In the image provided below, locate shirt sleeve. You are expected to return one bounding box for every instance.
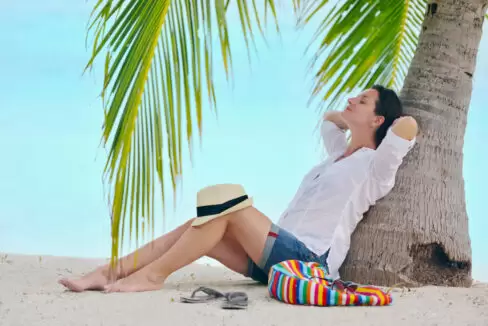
[321,120,348,156]
[370,127,416,185]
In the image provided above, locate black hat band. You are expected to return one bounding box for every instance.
[197,195,249,217]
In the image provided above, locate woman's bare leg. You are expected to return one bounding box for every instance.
[59,218,196,292]
[207,231,249,275]
[59,218,250,292]
[104,207,271,293]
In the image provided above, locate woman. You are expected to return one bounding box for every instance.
[59,85,417,293]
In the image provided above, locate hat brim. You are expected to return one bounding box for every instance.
[191,197,254,227]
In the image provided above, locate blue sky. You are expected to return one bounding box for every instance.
[0,1,487,282]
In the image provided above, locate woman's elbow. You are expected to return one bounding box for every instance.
[392,116,418,140]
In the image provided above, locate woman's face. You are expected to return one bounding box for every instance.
[341,88,384,130]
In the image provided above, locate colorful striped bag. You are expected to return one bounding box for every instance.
[268,260,393,306]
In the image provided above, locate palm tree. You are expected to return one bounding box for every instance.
[306,0,487,287]
[86,0,488,286]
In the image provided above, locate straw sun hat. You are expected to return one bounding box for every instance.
[191,184,254,227]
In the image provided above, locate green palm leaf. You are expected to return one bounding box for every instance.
[296,0,428,111]
[85,0,279,263]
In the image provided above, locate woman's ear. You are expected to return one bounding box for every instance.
[372,115,385,128]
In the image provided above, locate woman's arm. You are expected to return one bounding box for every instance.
[391,116,418,140]
[323,111,349,130]
[370,116,417,185]
[321,111,348,156]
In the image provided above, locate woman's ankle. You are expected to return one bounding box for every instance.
[97,265,117,281]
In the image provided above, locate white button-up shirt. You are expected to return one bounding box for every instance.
[277,120,415,280]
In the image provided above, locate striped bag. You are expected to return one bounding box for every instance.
[268,260,393,306]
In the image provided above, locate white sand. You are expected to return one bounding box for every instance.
[1,253,487,326]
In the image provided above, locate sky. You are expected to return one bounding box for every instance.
[0,1,487,282]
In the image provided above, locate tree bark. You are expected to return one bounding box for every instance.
[340,0,488,287]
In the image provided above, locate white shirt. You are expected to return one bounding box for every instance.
[277,120,415,280]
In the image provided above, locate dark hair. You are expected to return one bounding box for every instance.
[371,84,403,147]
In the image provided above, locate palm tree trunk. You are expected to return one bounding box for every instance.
[340,0,488,287]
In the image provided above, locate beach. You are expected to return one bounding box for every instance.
[1,253,487,326]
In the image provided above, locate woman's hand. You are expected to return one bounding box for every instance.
[323,111,349,130]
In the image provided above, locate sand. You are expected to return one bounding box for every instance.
[0,253,487,326]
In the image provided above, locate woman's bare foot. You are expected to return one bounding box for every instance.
[103,267,165,293]
[59,268,111,292]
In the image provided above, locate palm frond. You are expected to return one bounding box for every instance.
[296,0,428,112]
[86,0,279,263]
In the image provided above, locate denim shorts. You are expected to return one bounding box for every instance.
[247,223,330,284]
